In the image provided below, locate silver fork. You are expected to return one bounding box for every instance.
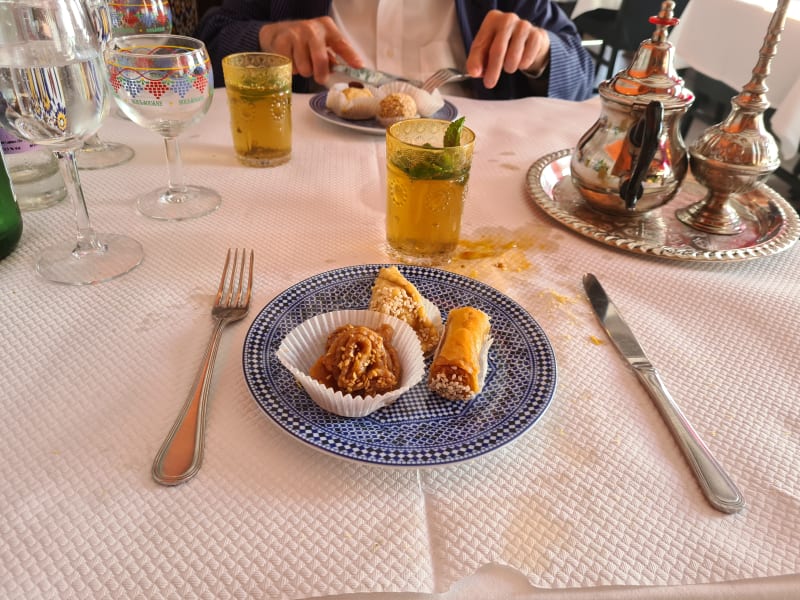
[152,248,254,486]
[420,67,471,93]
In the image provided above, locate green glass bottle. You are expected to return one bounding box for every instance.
[0,150,23,260]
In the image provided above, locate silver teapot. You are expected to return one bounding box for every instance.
[570,1,694,216]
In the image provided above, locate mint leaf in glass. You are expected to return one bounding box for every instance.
[443,117,465,147]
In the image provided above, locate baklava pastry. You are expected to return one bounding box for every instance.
[428,306,492,401]
[369,266,442,353]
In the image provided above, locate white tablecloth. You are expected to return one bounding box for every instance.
[669,0,800,158]
[1,92,799,599]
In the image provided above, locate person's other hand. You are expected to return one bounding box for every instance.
[258,17,363,84]
[466,10,550,88]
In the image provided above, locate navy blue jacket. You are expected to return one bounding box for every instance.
[196,0,595,100]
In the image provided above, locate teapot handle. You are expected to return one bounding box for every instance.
[620,100,664,209]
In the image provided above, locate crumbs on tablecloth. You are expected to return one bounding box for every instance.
[539,289,578,308]
[589,335,605,345]
[536,289,580,325]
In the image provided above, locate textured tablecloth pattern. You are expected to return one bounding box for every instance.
[1,93,798,598]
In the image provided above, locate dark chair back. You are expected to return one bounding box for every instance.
[611,0,689,53]
[575,0,689,81]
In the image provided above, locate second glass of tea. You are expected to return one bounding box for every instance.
[222,52,292,167]
[385,118,475,266]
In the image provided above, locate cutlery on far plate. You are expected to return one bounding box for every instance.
[152,248,254,486]
[420,67,472,92]
[582,273,745,514]
[331,60,420,87]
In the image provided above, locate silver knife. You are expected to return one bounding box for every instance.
[331,63,420,88]
[582,273,745,514]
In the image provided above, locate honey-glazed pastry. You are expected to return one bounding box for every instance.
[278,309,425,417]
[369,266,441,353]
[309,324,401,396]
[428,306,492,401]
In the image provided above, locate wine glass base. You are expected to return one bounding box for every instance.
[137,185,221,221]
[36,234,144,285]
[77,142,135,170]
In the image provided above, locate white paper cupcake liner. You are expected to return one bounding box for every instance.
[325,82,380,120]
[377,81,445,117]
[277,310,425,417]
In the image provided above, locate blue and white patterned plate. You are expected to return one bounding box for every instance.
[242,265,557,467]
[309,92,458,135]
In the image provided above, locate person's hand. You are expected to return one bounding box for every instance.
[465,10,550,89]
[258,17,363,84]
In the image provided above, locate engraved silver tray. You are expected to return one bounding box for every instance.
[526,149,799,262]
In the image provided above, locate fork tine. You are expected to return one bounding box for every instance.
[243,249,253,308]
[226,248,240,306]
[216,248,232,305]
[423,69,450,91]
[233,248,245,306]
[422,67,468,92]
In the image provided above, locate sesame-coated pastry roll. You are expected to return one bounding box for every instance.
[369,266,441,353]
[428,306,491,401]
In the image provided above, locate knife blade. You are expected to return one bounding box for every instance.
[582,273,745,514]
[330,63,420,88]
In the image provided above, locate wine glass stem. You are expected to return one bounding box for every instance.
[54,150,104,253]
[163,137,188,195]
[83,133,104,150]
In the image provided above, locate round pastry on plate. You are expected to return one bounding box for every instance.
[377,92,418,127]
[378,81,446,117]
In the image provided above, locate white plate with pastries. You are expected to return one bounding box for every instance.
[242,264,557,467]
[309,91,459,135]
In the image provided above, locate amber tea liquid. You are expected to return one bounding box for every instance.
[386,161,469,262]
[227,85,291,167]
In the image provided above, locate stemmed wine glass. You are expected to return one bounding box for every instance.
[77,0,173,170]
[105,34,220,220]
[0,0,143,284]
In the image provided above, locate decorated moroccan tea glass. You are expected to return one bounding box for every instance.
[385,119,475,266]
[105,34,220,220]
[222,52,292,167]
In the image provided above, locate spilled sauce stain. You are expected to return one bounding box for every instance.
[438,224,562,294]
[444,231,532,289]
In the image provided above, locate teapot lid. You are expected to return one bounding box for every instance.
[599,0,694,109]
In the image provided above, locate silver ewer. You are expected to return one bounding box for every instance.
[676,0,791,235]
